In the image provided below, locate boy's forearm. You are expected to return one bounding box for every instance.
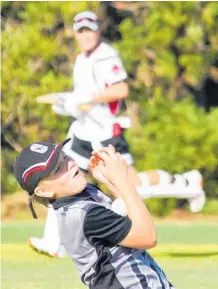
[93,82,128,103]
[105,181,122,199]
[113,179,156,232]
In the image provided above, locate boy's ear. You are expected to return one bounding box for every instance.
[34,187,55,198]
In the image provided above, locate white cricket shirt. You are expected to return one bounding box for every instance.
[71,41,128,142]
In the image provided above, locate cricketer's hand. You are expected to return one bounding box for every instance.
[36,93,60,105]
[79,103,93,112]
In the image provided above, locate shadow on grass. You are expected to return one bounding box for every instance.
[157,252,218,258]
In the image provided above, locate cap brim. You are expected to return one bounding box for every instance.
[73,21,98,31]
[39,138,71,179]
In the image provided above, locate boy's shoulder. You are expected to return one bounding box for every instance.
[91,42,119,62]
[58,183,110,217]
[54,183,113,229]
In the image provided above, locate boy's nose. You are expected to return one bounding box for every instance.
[67,159,76,171]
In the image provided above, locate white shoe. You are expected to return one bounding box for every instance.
[56,245,67,258]
[183,170,206,212]
[28,237,67,258]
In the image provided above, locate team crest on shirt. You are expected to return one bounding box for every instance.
[30,144,48,154]
[112,65,122,74]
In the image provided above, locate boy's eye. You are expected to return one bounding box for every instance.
[54,166,60,174]
[63,155,67,160]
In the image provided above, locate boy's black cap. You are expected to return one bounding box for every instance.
[14,138,71,218]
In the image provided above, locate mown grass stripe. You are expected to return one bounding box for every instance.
[2,244,218,260]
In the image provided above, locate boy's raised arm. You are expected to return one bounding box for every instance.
[90,145,157,250]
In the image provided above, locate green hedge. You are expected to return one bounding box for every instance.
[125,96,218,215]
[2,2,218,215]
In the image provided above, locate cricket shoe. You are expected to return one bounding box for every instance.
[28,237,67,258]
[183,170,206,213]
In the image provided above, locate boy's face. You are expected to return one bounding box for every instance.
[74,28,100,53]
[37,152,87,198]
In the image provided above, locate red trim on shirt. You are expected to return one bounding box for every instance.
[105,82,120,116]
[113,123,122,137]
[109,101,120,115]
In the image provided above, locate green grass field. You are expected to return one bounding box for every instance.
[2,221,218,289]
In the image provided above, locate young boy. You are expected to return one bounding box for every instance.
[14,138,175,289]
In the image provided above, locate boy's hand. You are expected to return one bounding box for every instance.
[88,151,121,199]
[95,145,129,187]
[88,155,108,185]
[79,103,92,112]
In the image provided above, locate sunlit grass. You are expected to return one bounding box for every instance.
[2,221,218,289]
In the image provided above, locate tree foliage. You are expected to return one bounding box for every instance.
[115,1,218,100]
[2,2,218,215]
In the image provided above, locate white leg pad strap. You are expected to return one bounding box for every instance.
[157,170,172,185]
